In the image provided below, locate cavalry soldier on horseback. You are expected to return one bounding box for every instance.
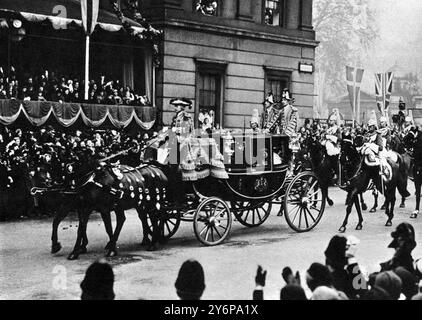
[402,116,416,138]
[362,118,397,181]
[379,116,392,150]
[321,113,341,181]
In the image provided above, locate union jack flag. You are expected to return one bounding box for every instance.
[346,66,365,122]
[81,0,100,35]
[375,72,394,115]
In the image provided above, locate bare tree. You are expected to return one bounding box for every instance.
[313,0,378,117]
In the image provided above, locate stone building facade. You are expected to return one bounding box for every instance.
[143,0,317,129]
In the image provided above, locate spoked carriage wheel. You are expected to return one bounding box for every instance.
[230,201,272,228]
[147,209,181,241]
[284,172,325,233]
[193,197,232,246]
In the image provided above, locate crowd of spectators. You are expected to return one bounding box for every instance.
[0,66,150,106]
[79,222,422,300]
[0,125,153,220]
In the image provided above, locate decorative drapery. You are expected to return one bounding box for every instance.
[0,99,156,130]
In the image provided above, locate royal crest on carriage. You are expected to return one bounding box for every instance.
[254,176,269,193]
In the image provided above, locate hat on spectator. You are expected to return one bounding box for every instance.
[374,271,402,300]
[324,235,348,267]
[388,222,416,249]
[170,98,192,109]
[393,267,418,300]
[80,260,115,300]
[307,263,333,286]
[362,285,392,300]
[175,259,205,299]
[311,286,346,300]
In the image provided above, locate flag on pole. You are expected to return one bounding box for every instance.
[81,0,100,35]
[346,66,365,123]
[375,72,394,116]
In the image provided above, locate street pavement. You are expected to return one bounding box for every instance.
[1,186,421,300]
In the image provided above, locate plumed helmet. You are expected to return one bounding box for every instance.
[170,98,193,109]
[264,92,274,104]
[329,114,338,122]
[379,116,388,123]
[367,119,378,127]
[282,88,292,101]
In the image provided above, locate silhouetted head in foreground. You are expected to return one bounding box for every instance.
[80,260,115,300]
[175,259,206,300]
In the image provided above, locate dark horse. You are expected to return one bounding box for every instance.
[339,142,410,232]
[403,130,422,219]
[34,150,167,260]
[304,135,338,207]
[0,158,35,221]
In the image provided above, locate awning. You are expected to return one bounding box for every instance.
[0,99,156,130]
[0,0,151,35]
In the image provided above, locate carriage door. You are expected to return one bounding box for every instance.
[195,60,227,129]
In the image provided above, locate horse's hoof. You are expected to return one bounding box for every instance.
[369,208,377,213]
[400,204,405,209]
[141,238,151,246]
[410,212,419,219]
[67,252,79,260]
[338,226,346,233]
[385,220,393,227]
[51,242,62,254]
[361,204,368,211]
[147,243,159,251]
[355,224,363,231]
[328,199,334,207]
[106,249,118,257]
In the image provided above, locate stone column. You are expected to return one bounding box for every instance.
[237,0,253,21]
[286,0,300,29]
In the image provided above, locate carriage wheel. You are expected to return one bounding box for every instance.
[284,172,325,233]
[194,198,232,246]
[231,201,272,228]
[147,209,181,241]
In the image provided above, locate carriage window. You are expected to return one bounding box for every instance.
[264,0,285,26]
[194,0,219,16]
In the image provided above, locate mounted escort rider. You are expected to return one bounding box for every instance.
[361,118,398,182]
[321,113,342,181]
[379,116,392,150]
[402,116,416,138]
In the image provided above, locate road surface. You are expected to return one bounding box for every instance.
[1,187,421,300]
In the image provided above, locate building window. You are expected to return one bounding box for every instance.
[264,0,285,26]
[195,60,227,129]
[194,0,219,16]
[198,73,220,129]
[265,69,291,102]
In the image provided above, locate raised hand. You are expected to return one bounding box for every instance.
[255,265,267,287]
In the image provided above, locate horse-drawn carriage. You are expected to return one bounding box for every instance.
[149,133,326,246]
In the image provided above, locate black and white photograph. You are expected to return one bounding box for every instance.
[1,0,422,305]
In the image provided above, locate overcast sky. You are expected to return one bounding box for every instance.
[360,0,422,92]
